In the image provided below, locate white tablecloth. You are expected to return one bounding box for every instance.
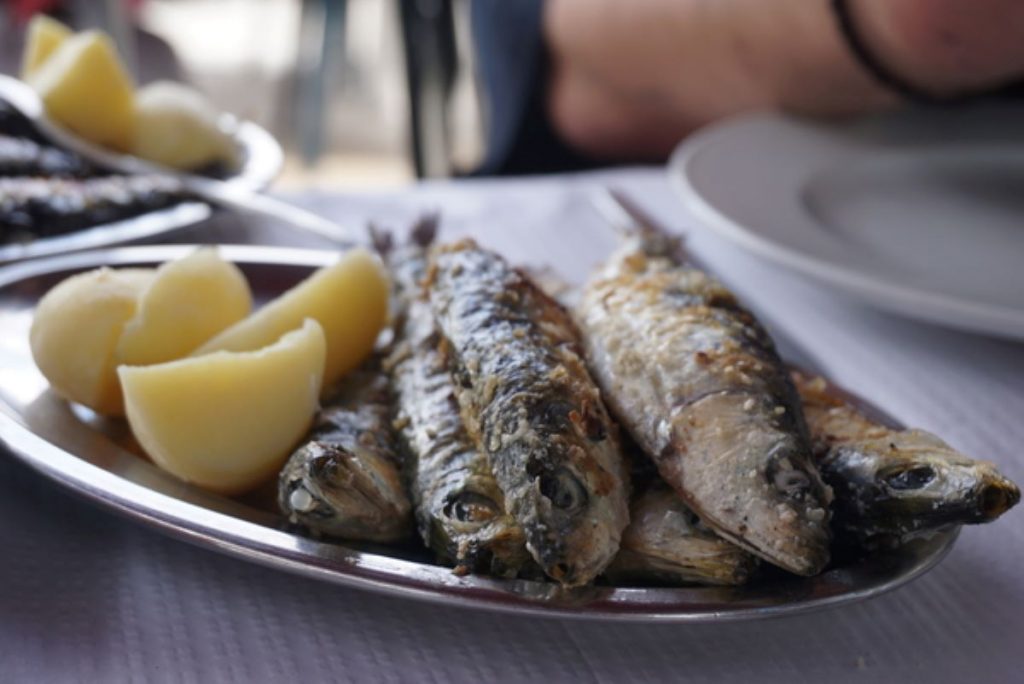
[2,168,1021,682]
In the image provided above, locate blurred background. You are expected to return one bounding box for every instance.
[0,0,486,188]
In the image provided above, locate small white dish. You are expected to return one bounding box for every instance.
[669,106,1024,340]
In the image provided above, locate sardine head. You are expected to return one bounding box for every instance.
[823,432,1021,541]
[670,391,832,576]
[278,441,409,541]
[279,443,347,523]
[505,446,626,588]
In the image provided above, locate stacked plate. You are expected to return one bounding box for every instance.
[669,104,1024,340]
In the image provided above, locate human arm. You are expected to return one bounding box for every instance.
[543,0,1024,160]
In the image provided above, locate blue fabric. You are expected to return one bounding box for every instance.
[471,0,546,173]
[470,0,596,174]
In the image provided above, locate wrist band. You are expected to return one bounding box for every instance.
[830,0,954,104]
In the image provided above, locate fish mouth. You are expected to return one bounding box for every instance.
[547,562,576,585]
[980,481,1020,520]
[523,515,621,587]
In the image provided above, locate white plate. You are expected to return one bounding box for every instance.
[669,106,1024,339]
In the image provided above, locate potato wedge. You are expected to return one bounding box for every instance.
[194,248,388,388]
[30,267,155,416]
[120,319,326,495]
[28,31,135,151]
[116,248,252,367]
[132,81,238,170]
[21,15,72,79]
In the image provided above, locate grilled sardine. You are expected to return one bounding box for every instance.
[577,234,831,576]
[427,239,630,586]
[383,224,530,576]
[279,360,412,542]
[606,483,758,586]
[795,372,1021,545]
[1,174,189,239]
[0,133,92,177]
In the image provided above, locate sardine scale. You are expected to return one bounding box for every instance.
[795,372,1021,545]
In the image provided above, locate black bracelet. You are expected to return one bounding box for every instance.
[830,0,954,104]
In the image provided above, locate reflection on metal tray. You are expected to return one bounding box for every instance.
[0,245,959,622]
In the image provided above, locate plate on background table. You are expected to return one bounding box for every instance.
[0,82,283,263]
[0,244,958,622]
[669,106,1024,340]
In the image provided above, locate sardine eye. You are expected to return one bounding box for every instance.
[443,491,500,523]
[538,467,588,512]
[774,470,810,495]
[885,465,936,490]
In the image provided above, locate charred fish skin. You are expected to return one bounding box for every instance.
[0,133,93,177]
[383,227,530,576]
[389,302,531,576]
[577,236,831,576]
[606,484,758,586]
[795,373,1021,545]
[279,361,412,543]
[0,174,190,239]
[427,239,630,587]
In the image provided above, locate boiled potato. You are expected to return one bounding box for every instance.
[20,15,72,79]
[30,267,155,416]
[28,31,135,151]
[194,248,388,388]
[116,248,252,367]
[132,81,238,170]
[120,319,326,495]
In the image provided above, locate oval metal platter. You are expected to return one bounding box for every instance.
[0,245,959,622]
[0,102,283,264]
